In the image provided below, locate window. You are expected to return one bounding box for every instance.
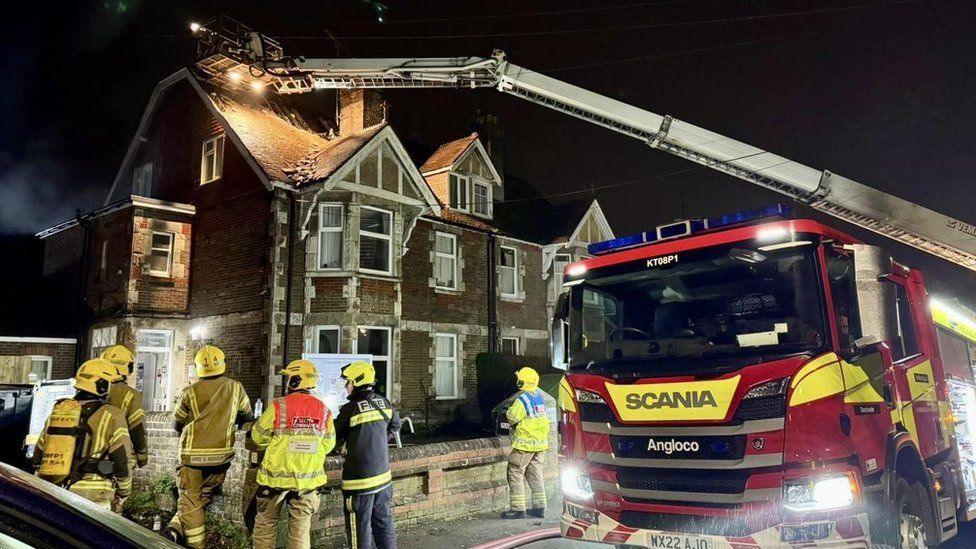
[892,283,920,361]
[501,337,519,355]
[136,330,173,411]
[434,333,458,399]
[359,207,393,274]
[473,181,491,216]
[200,134,225,184]
[28,356,52,384]
[132,162,153,196]
[318,204,344,269]
[499,246,518,297]
[552,253,571,302]
[449,174,469,211]
[356,327,391,397]
[434,232,458,289]
[149,231,174,277]
[90,326,117,358]
[826,247,861,350]
[98,240,109,283]
[314,326,341,353]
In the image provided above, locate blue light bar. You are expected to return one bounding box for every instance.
[587,204,791,255]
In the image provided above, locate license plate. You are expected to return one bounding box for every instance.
[647,533,713,549]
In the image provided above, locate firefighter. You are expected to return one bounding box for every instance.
[100,344,148,512]
[335,361,401,549]
[33,358,134,510]
[163,345,252,549]
[250,359,336,549]
[501,367,550,519]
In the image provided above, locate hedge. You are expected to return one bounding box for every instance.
[475,353,560,428]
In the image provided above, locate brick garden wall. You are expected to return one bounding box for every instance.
[0,340,76,379]
[136,412,559,547]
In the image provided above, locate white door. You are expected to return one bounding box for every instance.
[136,330,173,411]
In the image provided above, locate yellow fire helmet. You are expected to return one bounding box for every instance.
[75,358,119,397]
[100,344,135,379]
[516,366,540,390]
[341,361,376,388]
[194,345,226,378]
[281,359,318,392]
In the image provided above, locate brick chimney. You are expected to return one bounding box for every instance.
[338,89,387,136]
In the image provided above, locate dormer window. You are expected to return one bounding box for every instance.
[449,174,469,211]
[472,180,491,217]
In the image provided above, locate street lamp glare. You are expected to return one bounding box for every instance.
[189,22,201,33]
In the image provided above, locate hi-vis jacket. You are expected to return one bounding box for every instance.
[108,381,148,466]
[34,397,133,499]
[335,388,401,494]
[506,390,550,452]
[251,391,336,491]
[174,375,252,466]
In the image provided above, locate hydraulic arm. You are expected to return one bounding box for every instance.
[192,16,976,271]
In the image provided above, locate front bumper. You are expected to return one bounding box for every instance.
[560,504,871,548]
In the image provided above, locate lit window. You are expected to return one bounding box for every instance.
[133,162,153,196]
[501,337,519,355]
[356,327,391,396]
[90,326,117,359]
[359,207,393,274]
[28,356,52,384]
[200,134,225,184]
[149,231,174,277]
[434,232,458,289]
[314,326,341,353]
[318,204,344,269]
[449,174,469,211]
[136,329,173,411]
[473,181,491,216]
[98,240,109,283]
[434,333,458,399]
[500,246,518,297]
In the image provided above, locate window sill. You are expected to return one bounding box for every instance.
[500,295,523,303]
[434,286,461,295]
[146,275,175,286]
[435,395,463,401]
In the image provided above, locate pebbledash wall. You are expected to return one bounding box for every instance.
[137,412,559,545]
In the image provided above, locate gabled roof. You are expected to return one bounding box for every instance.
[419,133,479,174]
[290,124,386,185]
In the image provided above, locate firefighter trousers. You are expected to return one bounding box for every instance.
[168,464,229,549]
[68,476,116,510]
[252,487,320,549]
[507,449,546,512]
[343,485,397,549]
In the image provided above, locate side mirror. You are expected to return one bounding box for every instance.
[551,292,570,370]
[852,244,898,349]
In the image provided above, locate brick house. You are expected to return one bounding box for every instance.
[35,69,605,425]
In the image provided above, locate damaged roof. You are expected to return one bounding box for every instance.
[289,124,386,185]
[419,133,478,174]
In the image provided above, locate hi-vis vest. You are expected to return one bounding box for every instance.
[251,392,336,491]
[173,376,251,466]
[506,390,550,452]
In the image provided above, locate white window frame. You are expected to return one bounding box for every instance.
[499,245,519,298]
[433,232,458,290]
[27,355,53,384]
[359,206,394,275]
[136,329,174,411]
[317,203,344,270]
[353,326,393,395]
[149,231,174,277]
[90,326,117,358]
[501,337,520,355]
[200,134,225,185]
[133,162,153,196]
[433,333,459,400]
[472,179,492,218]
[449,173,470,212]
[313,325,342,354]
[98,240,109,282]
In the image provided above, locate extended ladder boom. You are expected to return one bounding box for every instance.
[192,17,976,271]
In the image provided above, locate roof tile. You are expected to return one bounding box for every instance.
[419,133,478,174]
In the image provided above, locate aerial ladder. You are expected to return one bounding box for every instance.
[191,16,976,272]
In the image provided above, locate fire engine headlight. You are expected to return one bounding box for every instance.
[743,377,790,399]
[784,474,857,512]
[575,389,605,404]
[561,465,593,501]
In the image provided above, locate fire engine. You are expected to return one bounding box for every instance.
[185,17,976,546]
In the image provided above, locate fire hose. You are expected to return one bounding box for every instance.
[468,527,562,549]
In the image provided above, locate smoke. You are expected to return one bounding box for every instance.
[0,147,105,235]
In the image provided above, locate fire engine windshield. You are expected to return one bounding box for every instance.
[568,241,827,371]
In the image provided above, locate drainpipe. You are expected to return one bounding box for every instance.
[74,210,93,369]
[280,192,297,396]
[487,232,498,354]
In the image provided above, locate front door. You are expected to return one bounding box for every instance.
[136,330,173,411]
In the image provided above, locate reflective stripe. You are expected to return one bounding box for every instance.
[225,383,239,445]
[342,470,392,491]
[109,427,128,447]
[182,447,234,455]
[350,410,385,427]
[258,468,328,479]
[129,407,145,424]
[347,496,358,548]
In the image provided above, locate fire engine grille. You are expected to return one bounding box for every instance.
[615,468,749,494]
[579,402,614,422]
[618,511,750,537]
[733,395,786,421]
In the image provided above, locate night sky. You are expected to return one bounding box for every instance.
[2,0,975,325]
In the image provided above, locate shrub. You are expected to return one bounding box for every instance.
[475,353,557,428]
[204,515,250,549]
